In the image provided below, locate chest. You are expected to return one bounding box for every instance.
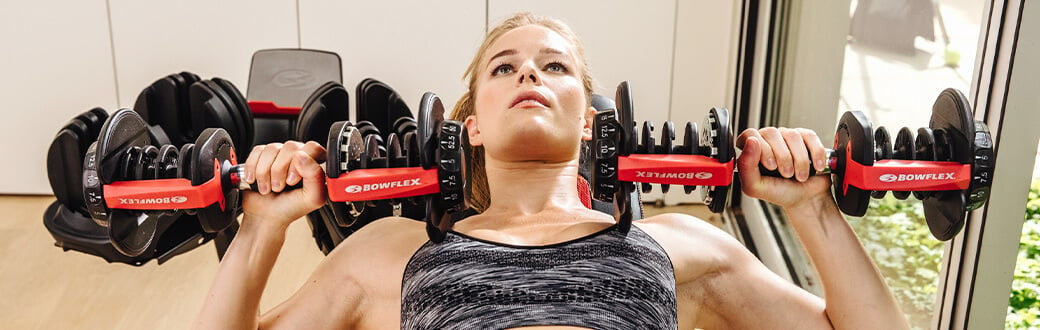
[397,229,679,330]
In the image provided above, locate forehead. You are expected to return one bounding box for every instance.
[483,24,578,63]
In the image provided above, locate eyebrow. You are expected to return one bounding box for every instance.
[486,47,569,65]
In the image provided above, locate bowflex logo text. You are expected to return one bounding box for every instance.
[345,179,422,194]
[119,196,188,205]
[635,171,713,180]
[878,173,956,182]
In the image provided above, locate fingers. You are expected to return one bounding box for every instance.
[797,128,828,172]
[739,127,824,182]
[244,141,327,194]
[737,129,776,171]
[293,151,328,208]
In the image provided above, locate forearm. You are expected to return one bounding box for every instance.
[193,217,289,330]
[785,195,908,329]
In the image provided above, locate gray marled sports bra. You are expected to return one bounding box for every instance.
[400,224,677,330]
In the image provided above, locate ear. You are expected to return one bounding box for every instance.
[464,115,483,146]
[581,106,596,141]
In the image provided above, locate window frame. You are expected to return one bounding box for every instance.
[727,0,1040,327]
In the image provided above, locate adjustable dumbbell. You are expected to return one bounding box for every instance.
[325,92,465,243]
[591,81,736,234]
[818,89,992,240]
[750,89,991,240]
[82,109,254,257]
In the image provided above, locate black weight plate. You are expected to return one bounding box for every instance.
[615,82,636,156]
[63,118,92,152]
[923,88,977,241]
[92,109,153,196]
[297,82,349,145]
[912,127,937,200]
[388,92,414,136]
[832,111,874,217]
[360,134,387,170]
[427,120,467,241]
[701,107,733,213]
[156,144,180,179]
[91,110,159,256]
[135,76,189,145]
[295,81,341,138]
[202,80,247,152]
[639,121,654,193]
[394,116,417,138]
[418,92,445,169]
[386,133,406,168]
[89,107,110,126]
[48,129,86,213]
[178,144,195,181]
[403,131,421,168]
[659,121,675,193]
[891,127,916,200]
[355,120,383,143]
[681,121,699,194]
[107,208,160,257]
[326,122,366,227]
[356,135,393,226]
[871,127,894,198]
[139,145,160,180]
[213,77,255,154]
[189,82,239,149]
[325,121,348,179]
[192,128,238,233]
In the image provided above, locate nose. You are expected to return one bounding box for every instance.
[517,64,540,85]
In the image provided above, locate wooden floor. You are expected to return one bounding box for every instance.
[1,195,713,329]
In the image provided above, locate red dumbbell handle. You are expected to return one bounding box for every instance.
[326,167,440,202]
[103,159,228,211]
[617,154,734,186]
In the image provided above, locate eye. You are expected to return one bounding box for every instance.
[545,62,568,73]
[492,64,514,76]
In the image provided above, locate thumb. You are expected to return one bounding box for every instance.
[737,136,763,187]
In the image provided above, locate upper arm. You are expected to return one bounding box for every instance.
[641,214,831,329]
[258,234,368,329]
[694,223,830,329]
[258,217,427,329]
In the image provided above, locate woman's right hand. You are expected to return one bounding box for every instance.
[240,141,328,230]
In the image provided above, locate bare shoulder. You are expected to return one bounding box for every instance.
[634,213,750,283]
[324,216,430,272]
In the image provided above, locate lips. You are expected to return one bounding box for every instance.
[510,90,550,109]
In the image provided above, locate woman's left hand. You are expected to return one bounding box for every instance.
[735,127,832,209]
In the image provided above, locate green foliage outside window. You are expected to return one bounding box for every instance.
[848,196,943,328]
[1006,180,1040,329]
[847,180,1040,329]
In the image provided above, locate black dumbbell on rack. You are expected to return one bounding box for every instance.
[590,81,737,234]
[325,92,466,243]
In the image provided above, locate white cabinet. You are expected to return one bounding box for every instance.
[108,0,299,107]
[299,0,486,114]
[0,0,118,194]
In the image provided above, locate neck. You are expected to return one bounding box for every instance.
[481,157,587,218]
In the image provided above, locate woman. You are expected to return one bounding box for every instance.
[194,12,907,329]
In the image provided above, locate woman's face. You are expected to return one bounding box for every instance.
[466,24,593,163]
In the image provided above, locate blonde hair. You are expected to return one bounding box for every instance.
[451,12,594,212]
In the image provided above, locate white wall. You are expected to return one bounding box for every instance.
[1,1,739,197]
